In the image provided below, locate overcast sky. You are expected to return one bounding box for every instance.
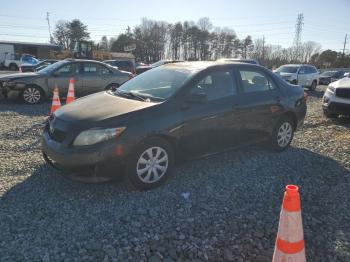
[1,0,349,52]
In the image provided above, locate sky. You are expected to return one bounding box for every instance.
[0,0,349,53]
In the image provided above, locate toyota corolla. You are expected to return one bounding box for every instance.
[42,61,307,190]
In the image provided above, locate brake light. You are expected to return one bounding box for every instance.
[303,91,308,101]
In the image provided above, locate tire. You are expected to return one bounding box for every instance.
[125,137,174,190]
[22,86,43,104]
[323,109,338,118]
[269,117,295,151]
[309,80,317,91]
[9,63,18,71]
[105,83,119,92]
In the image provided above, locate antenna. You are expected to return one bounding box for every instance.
[293,13,304,61]
[342,34,348,57]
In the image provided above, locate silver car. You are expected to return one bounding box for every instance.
[274,64,319,91]
[0,59,132,104]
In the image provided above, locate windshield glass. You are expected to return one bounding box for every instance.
[276,66,299,73]
[116,66,193,101]
[38,61,68,74]
[321,71,336,77]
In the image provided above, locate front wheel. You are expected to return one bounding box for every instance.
[125,137,174,190]
[323,109,338,119]
[269,117,294,151]
[22,86,43,104]
[309,80,317,91]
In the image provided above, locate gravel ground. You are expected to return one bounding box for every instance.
[0,86,349,262]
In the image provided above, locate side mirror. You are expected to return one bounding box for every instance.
[186,92,208,104]
[298,70,305,75]
[52,72,59,77]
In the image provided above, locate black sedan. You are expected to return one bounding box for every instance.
[42,61,307,189]
[319,70,345,85]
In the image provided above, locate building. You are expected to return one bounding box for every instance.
[0,40,60,60]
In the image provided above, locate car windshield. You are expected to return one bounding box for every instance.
[321,71,336,77]
[276,66,299,73]
[21,56,39,64]
[38,61,68,74]
[115,66,193,101]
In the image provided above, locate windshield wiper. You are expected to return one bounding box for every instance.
[115,90,149,102]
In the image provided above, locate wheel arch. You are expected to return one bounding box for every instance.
[281,111,298,130]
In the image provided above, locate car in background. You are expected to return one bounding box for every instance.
[41,61,306,189]
[2,54,39,71]
[0,59,131,104]
[274,64,319,91]
[103,60,136,74]
[135,59,183,75]
[21,59,59,72]
[217,58,259,65]
[323,76,350,118]
[319,70,345,85]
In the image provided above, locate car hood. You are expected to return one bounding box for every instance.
[54,91,157,123]
[0,72,41,81]
[332,77,350,89]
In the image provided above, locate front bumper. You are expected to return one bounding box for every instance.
[41,130,130,181]
[323,101,350,116]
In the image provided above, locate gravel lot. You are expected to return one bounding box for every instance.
[0,86,349,262]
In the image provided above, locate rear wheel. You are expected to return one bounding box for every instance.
[125,137,174,190]
[323,109,338,118]
[9,63,18,71]
[269,117,294,151]
[22,86,43,104]
[309,80,317,91]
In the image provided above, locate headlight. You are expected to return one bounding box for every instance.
[327,85,335,92]
[73,127,126,146]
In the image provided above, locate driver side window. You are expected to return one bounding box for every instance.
[190,70,236,101]
[55,64,72,76]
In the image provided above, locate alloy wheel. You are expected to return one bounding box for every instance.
[136,146,169,184]
[277,122,293,147]
[23,88,41,104]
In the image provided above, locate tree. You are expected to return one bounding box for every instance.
[99,36,109,51]
[53,19,90,49]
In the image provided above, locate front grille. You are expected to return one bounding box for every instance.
[336,88,350,99]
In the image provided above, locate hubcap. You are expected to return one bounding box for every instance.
[23,88,41,103]
[277,122,293,147]
[136,146,168,184]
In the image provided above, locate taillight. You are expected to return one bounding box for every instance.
[303,91,308,101]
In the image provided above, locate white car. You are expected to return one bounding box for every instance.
[323,76,350,118]
[274,64,319,91]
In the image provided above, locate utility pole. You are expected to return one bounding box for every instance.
[342,34,347,57]
[262,36,265,62]
[293,13,304,62]
[46,12,53,43]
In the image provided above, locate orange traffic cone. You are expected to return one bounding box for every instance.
[66,78,75,104]
[272,185,306,262]
[50,87,61,114]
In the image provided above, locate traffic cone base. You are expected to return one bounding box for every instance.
[272,185,306,262]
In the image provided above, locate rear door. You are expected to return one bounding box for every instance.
[80,62,110,95]
[237,66,284,141]
[180,68,243,156]
[47,62,82,98]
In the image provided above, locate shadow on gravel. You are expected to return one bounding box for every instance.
[0,99,50,117]
[1,147,350,261]
[306,88,324,99]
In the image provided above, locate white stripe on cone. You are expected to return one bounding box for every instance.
[273,248,306,262]
[278,209,304,243]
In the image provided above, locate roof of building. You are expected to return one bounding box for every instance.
[0,40,59,47]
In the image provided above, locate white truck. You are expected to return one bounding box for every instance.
[0,43,38,70]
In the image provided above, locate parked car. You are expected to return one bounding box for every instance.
[274,64,319,90]
[323,76,350,118]
[135,60,183,75]
[21,59,59,72]
[0,59,131,104]
[319,70,345,85]
[103,60,136,74]
[41,61,307,189]
[2,54,39,71]
[217,58,259,65]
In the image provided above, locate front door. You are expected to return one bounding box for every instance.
[180,69,243,157]
[297,66,308,86]
[48,62,82,98]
